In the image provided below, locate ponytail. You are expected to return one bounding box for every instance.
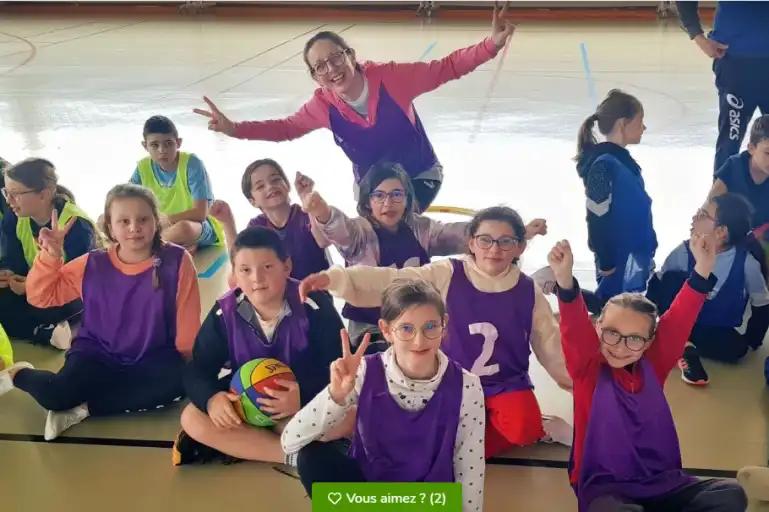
[575,114,599,162]
[574,89,643,164]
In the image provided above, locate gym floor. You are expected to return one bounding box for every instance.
[1,6,767,511]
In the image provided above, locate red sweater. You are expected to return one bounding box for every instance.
[557,275,712,485]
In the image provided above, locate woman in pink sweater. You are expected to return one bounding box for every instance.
[194,5,514,211]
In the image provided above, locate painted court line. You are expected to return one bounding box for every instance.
[197,252,228,279]
[0,433,739,478]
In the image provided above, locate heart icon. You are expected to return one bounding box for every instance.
[328,492,342,506]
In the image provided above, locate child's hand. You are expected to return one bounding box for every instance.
[207,391,242,429]
[8,275,26,296]
[38,209,76,261]
[525,218,547,240]
[193,96,236,136]
[209,200,235,226]
[299,272,331,302]
[256,379,301,420]
[294,172,315,198]
[491,2,515,49]
[547,240,575,291]
[329,330,370,406]
[301,191,330,222]
[691,232,716,279]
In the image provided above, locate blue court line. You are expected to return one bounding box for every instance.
[419,40,437,61]
[197,252,228,279]
[579,42,598,108]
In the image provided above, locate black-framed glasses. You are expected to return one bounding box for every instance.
[392,320,444,341]
[369,189,406,204]
[473,234,521,251]
[1,187,38,201]
[600,328,650,352]
[311,49,351,76]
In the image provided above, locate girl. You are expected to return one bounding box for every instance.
[3,184,200,440]
[574,89,657,314]
[282,279,486,512]
[209,158,331,281]
[549,238,747,512]
[1,158,98,348]
[647,194,769,386]
[297,161,468,346]
[299,206,569,458]
[174,227,343,466]
[194,5,514,211]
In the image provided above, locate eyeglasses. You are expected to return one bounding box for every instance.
[1,187,38,201]
[369,189,406,204]
[310,49,351,76]
[599,328,650,352]
[693,208,717,223]
[473,234,522,251]
[392,320,444,341]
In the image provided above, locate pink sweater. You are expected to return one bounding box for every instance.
[233,37,500,141]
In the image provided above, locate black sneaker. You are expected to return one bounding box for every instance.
[30,324,55,346]
[678,345,709,386]
[172,429,242,466]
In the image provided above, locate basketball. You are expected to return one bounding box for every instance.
[230,358,296,427]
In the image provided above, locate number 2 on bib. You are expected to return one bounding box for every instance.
[469,322,500,376]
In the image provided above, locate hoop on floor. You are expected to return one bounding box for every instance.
[426,205,477,217]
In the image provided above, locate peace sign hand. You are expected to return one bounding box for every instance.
[329,330,370,406]
[491,2,515,49]
[38,209,76,260]
[193,96,236,136]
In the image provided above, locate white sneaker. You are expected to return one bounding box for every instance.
[531,266,557,295]
[50,321,72,350]
[738,466,769,502]
[44,403,89,441]
[541,415,573,447]
[0,362,34,397]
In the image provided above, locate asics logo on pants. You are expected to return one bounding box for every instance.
[726,93,745,141]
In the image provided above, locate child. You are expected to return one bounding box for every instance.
[647,194,769,386]
[194,5,514,211]
[173,226,343,466]
[299,206,570,458]
[549,237,747,512]
[1,184,200,440]
[574,89,657,314]
[1,158,97,348]
[131,115,225,251]
[209,158,331,280]
[709,115,769,272]
[282,279,486,512]
[297,161,467,346]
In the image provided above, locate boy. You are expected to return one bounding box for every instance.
[131,115,223,250]
[173,227,342,466]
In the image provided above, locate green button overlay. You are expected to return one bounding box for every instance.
[312,482,462,512]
